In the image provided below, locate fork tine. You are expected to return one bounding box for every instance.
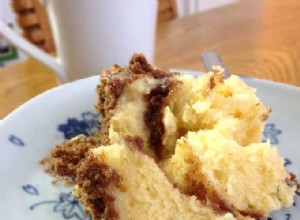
[201,52,230,78]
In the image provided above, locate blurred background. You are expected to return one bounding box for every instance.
[0,0,236,66]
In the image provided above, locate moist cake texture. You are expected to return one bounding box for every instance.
[45,54,298,220]
[164,130,294,218]
[75,144,237,220]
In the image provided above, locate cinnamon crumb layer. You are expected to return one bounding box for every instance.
[143,79,180,160]
[96,54,161,145]
[99,54,180,159]
[76,152,121,220]
[43,134,102,182]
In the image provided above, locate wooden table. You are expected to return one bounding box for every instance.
[1,0,300,119]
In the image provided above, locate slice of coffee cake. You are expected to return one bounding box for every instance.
[45,54,298,220]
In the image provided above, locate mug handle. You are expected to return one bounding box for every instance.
[0,20,68,83]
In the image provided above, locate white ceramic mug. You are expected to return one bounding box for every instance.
[0,0,158,83]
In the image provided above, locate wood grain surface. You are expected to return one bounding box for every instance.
[1,0,300,119]
[156,0,300,85]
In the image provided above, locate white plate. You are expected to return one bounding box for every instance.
[0,73,299,220]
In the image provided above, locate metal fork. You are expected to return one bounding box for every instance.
[201,52,230,78]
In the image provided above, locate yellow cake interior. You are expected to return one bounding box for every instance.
[75,143,238,220]
[164,130,295,218]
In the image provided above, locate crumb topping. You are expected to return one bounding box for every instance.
[129,53,155,74]
[43,135,102,182]
[76,153,121,220]
[286,172,300,195]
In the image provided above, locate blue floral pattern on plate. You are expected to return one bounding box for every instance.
[8,134,25,146]
[58,112,100,139]
[23,184,90,220]
[263,123,282,145]
[259,214,292,220]
[22,184,39,196]
[21,111,99,219]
